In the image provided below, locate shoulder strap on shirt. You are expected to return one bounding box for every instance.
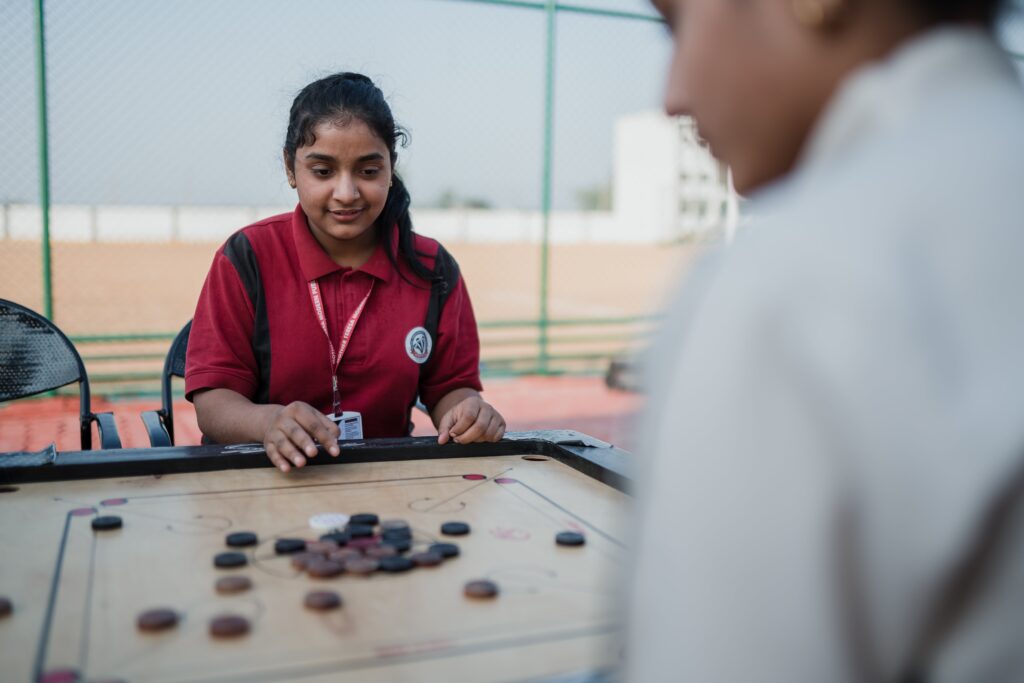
[222,232,271,404]
[407,244,460,433]
[421,243,460,371]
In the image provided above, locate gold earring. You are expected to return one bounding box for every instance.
[791,0,847,29]
[389,179,394,188]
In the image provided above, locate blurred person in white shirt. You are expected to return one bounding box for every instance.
[628,1,1024,682]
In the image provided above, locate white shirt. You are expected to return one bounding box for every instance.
[627,28,1024,683]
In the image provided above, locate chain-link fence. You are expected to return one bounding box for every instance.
[3,0,1023,396]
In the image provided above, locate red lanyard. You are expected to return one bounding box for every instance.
[308,279,374,415]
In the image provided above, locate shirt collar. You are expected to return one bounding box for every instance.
[291,204,394,283]
[796,27,1012,178]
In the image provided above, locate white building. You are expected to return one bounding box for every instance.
[614,110,739,242]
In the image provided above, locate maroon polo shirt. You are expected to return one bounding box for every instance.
[185,205,482,438]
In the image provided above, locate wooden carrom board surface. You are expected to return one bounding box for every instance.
[0,431,631,683]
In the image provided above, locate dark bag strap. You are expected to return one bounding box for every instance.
[420,243,460,372]
[406,244,460,433]
[223,232,271,404]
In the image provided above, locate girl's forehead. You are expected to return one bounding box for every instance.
[303,118,389,151]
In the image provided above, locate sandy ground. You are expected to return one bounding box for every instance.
[0,240,697,334]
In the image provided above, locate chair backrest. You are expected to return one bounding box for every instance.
[0,298,95,449]
[0,299,89,402]
[160,320,192,444]
[165,320,192,381]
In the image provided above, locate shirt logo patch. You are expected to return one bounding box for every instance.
[405,326,432,364]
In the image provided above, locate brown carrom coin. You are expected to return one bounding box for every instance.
[305,541,338,554]
[0,596,12,618]
[464,579,499,599]
[304,590,343,611]
[137,608,179,632]
[306,558,345,578]
[209,614,250,638]
[348,536,379,551]
[291,552,319,571]
[329,548,362,563]
[343,557,380,575]
[410,551,444,567]
[365,545,398,559]
[215,576,252,595]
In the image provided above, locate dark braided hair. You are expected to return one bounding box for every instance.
[284,72,436,285]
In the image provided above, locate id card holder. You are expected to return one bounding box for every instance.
[329,411,363,441]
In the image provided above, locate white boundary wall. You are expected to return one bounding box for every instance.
[1,204,672,245]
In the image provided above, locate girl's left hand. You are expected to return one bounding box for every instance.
[437,396,506,445]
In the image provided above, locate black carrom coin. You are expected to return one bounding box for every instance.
[91,516,123,531]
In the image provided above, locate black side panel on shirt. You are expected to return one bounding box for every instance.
[223,232,271,404]
[422,243,460,372]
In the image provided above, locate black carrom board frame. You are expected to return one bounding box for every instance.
[0,430,632,683]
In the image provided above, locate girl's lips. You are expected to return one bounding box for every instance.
[330,208,364,222]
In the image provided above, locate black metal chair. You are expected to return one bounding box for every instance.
[141,320,191,447]
[0,298,122,450]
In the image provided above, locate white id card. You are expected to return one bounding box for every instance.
[329,411,363,441]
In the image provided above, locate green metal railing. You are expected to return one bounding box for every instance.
[29,0,665,392]
[34,0,52,319]
[66,315,655,397]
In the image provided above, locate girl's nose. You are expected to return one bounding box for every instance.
[333,173,360,202]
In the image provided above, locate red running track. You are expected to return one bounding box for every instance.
[0,376,641,455]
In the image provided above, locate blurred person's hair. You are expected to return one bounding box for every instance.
[911,0,1008,26]
[283,72,436,285]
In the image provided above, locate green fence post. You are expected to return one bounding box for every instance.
[34,0,53,320]
[538,0,556,375]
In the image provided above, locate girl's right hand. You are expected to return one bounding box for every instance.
[263,402,341,472]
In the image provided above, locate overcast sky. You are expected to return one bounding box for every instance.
[1,0,1021,210]
[0,0,667,210]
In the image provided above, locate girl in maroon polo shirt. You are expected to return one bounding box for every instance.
[186,73,505,472]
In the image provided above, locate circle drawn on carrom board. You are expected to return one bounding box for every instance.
[487,566,558,595]
[408,497,467,513]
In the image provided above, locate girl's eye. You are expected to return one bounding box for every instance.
[312,167,331,177]
[362,168,381,177]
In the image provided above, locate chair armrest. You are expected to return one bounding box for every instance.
[94,411,123,449]
[141,410,172,447]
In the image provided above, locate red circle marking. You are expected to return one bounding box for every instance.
[101,498,127,506]
[39,669,80,683]
[70,507,96,517]
[462,474,486,481]
[494,477,518,485]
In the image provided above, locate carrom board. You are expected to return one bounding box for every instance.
[0,431,631,683]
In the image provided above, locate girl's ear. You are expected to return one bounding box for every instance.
[283,150,297,189]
